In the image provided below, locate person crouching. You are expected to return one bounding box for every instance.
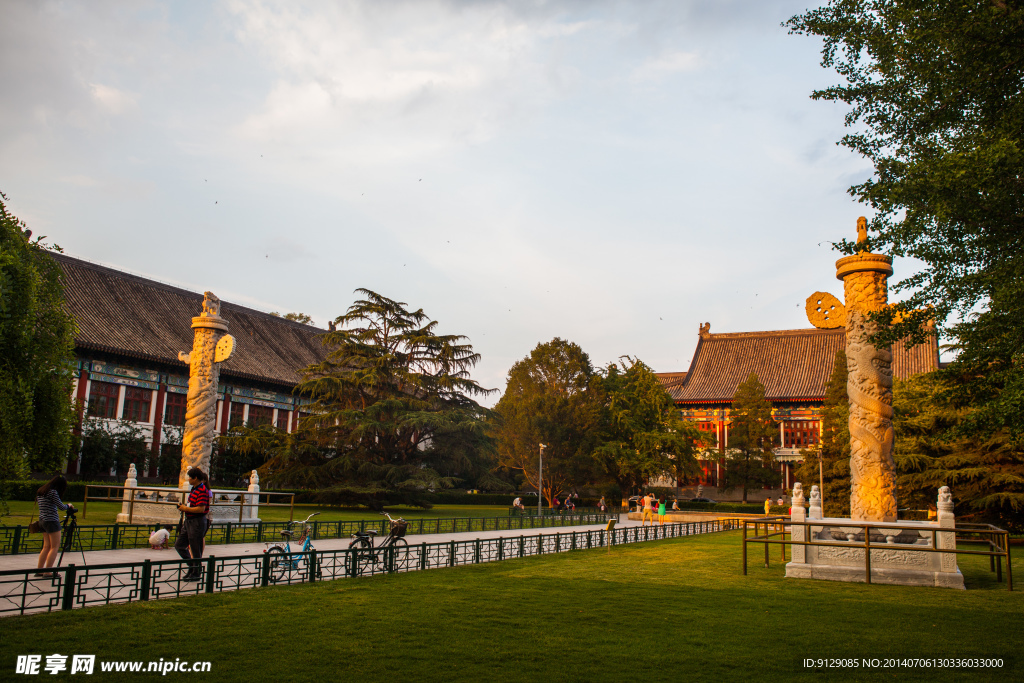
[175,468,211,582]
[150,525,173,549]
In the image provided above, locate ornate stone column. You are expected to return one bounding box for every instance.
[836,218,897,522]
[177,293,234,488]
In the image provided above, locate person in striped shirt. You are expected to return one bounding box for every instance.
[35,475,75,577]
[175,468,211,582]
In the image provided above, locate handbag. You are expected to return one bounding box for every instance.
[28,499,43,534]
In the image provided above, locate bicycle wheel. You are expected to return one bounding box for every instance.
[389,538,412,572]
[347,537,372,576]
[266,547,289,583]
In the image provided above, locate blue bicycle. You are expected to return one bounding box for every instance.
[265,512,321,582]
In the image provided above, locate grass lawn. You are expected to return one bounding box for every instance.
[1,500,512,526]
[2,531,1020,682]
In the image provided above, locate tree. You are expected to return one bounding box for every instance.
[0,193,76,488]
[594,357,707,495]
[77,418,149,480]
[230,290,493,509]
[795,351,852,516]
[270,311,315,326]
[493,339,602,507]
[894,371,1024,531]
[786,2,1024,442]
[721,373,780,502]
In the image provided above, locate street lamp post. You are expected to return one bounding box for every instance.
[538,443,546,516]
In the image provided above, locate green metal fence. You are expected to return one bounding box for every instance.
[0,512,616,556]
[0,519,739,617]
[507,506,608,516]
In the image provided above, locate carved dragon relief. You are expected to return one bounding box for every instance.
[176,292,235,488]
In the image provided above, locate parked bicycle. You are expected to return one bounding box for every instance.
[265,512,322,582]
[346,512,413,575]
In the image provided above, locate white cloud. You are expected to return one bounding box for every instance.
[89,83,138,115]
[629,50,701,82]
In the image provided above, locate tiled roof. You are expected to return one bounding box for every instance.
[667,327,938,404]
[655,371,688,390]
[52,253,326,388]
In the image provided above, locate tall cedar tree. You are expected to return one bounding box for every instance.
[787,2,1024,443]
[594,357,708,495]
[493,338,602,507]
[0,194,76,491]
[722,373,780,502]
[894,372,1024,531]
[795,351,852,516]
[230,290,493,508]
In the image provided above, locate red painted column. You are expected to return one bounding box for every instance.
[150,383,167,477]
[220,394,231,434]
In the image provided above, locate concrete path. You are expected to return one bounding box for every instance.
[1,517,712,618]
[0,517,642,571]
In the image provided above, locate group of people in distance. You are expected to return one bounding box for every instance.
[33,467,213,583]
[637,493,676,525]
[512,492,593,514]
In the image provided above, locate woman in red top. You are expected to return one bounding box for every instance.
[175,468,211,582]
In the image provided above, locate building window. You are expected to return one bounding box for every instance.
[249,405,273,427]
[229,402,246,428]
[87,381,120,419]
[121,387,152,422]
[783,421,819,448]
[276,409,290,430]
[165,393,187,427]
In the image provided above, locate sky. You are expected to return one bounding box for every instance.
[1,0,918,403]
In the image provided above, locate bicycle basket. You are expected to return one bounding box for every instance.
[390,520,408,538]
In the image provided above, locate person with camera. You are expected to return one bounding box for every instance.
[35,475,74,578]
[175,468,211,582]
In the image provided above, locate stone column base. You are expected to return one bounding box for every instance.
[785,562,964,589]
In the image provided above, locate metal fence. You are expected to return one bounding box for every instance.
[0,513,616,556]
[507,507,609,516]
[741,517,1013,590]
[0,519,739,617]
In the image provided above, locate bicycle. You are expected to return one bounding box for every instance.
[346,513,413,576]
[264,513,322,582]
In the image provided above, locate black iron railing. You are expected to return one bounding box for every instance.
[0,519,741,616]
[0,513,617,556]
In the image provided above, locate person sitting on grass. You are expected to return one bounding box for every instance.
[149,525,173,549]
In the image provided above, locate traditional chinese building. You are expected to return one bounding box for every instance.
[54,253,326,479]
[657,323,939,490]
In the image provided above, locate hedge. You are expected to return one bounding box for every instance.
[1,481,524,507]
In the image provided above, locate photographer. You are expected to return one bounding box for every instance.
[35,475,74,578]
[175,468,211,582]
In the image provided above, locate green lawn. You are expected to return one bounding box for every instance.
[1,500,512,526]
[2,531,1020,682]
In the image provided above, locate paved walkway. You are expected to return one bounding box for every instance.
[1,517,714,618]
[0,517,640,572]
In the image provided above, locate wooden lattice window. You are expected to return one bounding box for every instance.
[164,392,187,427]
[121,387,152,422]
[87,381,120,419]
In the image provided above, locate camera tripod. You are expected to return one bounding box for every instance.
[57,508,87,566]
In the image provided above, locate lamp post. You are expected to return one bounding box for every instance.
[538,443,546,516]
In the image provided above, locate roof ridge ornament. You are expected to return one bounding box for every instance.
[699,322,711,339]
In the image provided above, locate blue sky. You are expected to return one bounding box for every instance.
[1,0,913,401]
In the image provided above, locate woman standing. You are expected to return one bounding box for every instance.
[658,497,667,525]
[36,475,74,577]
